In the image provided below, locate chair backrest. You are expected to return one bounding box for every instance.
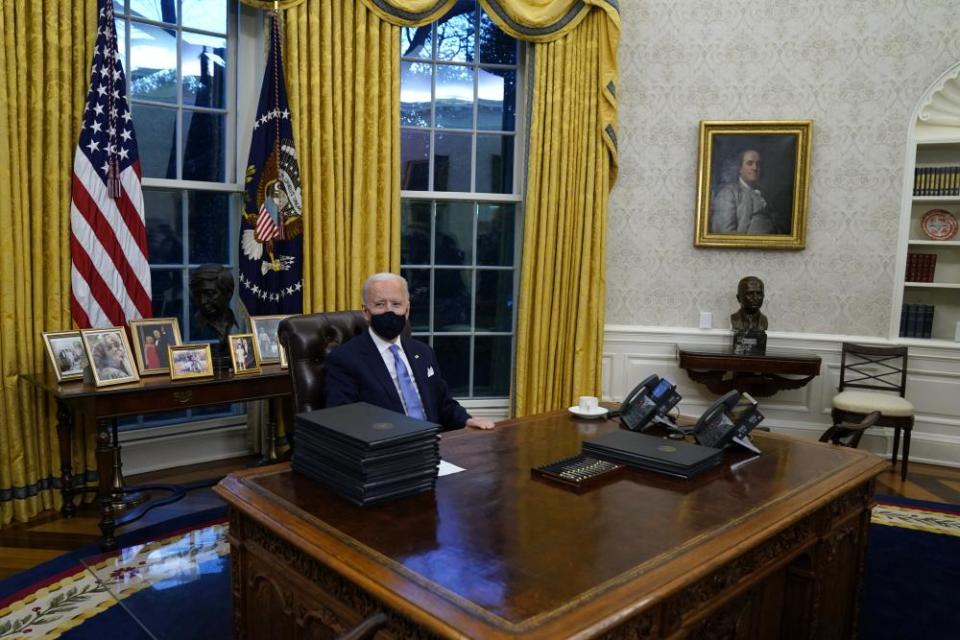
[277,311,369,413]
[838,342,908,397]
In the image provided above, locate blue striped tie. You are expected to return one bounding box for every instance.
[389,345,426,421]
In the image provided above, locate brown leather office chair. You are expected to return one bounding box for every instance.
[831,343,914,479]
[277,311,370,414]
[819,410,881,449]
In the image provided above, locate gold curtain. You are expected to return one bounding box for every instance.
[0,0,99,526]
[282,1,403,310]
[512,9,617,416]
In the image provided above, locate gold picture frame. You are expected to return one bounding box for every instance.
[42,330,89,382]
[80,327,140,387]
[128,317,182,375]
[695,120,813,249]
[228,333,261,375]
[168,344,215,380]
[249,315,289,365]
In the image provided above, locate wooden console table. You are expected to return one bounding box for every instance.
[22,365,291,550]
[217,411,884,639]
[677,347,822,397]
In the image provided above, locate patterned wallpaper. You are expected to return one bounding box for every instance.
[606,0,960,335]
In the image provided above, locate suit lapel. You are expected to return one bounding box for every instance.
[358,333,404,412]
[402,337,435,422]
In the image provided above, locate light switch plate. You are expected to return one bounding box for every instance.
[699,312,713,329]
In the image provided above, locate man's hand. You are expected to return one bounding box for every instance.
[465,416,496,430]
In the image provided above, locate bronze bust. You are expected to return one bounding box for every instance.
[730,276,768,332]
[190,265,238,365]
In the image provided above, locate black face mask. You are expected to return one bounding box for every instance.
[370,311,406,341]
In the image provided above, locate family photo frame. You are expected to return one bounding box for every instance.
[80,327,140,387]
[128,317,182,376]
[42,330,89,382]
[229,333,261,375]
[249,315,289,365]
[169,344,215,380]
[695,120,813,249]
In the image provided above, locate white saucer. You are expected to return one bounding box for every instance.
[568,406,609,419]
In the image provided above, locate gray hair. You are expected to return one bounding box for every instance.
[361,272,409,305]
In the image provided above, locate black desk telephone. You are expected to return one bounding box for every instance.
[693,390,763,453]
[614,375,682,432]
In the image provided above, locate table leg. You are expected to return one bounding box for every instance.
[56,401,75,517]
[256,399,279,466]
[95,420,118,549]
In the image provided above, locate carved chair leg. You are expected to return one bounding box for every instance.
[900,427,912,481]
[890,424,900,467]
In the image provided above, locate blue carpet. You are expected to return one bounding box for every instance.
[858,496,960,639]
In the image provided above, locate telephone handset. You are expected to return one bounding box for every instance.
[616,375,681,432]
[693,390,763,453]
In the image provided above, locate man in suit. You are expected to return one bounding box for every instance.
[325,273,496,431]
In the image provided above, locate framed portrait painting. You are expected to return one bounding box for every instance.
[249,315,289,365]
[42,330,89,382]
[80,327,140,387]
[229,333,261,375]
[695,120,813,249]
[128,317,182,375]
[169,344,215,380]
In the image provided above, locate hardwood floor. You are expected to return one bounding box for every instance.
[1,456,957,582]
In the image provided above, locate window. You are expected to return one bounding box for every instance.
[400,2,523,399]
[113,0,243,428]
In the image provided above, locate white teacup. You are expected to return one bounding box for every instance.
[578,395,599,412]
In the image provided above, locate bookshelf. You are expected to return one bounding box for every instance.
[896,62,960,343]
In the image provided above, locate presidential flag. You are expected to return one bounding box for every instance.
[239,13,303,316]
[71,0,151,329]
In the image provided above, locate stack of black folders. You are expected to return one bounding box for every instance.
[582,430,723,480]
[292,402,440,506]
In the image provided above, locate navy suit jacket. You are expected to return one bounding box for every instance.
[324,332,470,430]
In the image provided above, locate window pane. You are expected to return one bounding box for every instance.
[401,24,432,59]
[474,336,511,397]
[400,62,433,127]
[401,129,430,190]
[182,0,226,33]
[151,268,184,325]
[479,11,517,65]
[115,18,127,65]
[129,0,177,24]
[402,268,431,331]
[434,132,471,192]
[477,68,515,131]
[182,36,227,110]
[144,190,183,264]
[477,203,515,266]
[401,200,432,265]
[133,104,177,179]
[435,202,473,265]
[475,134,513,194]
[129,22,177,103]
[436,4,475,62]
[434,269,471,331]
[432,336,469,396]
[475,270,513,332]
[436,65,474,129]
[182,110,226,182]
[115,0,126,13]
[188,191,230,263]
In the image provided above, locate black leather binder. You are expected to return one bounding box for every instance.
[582,430,723,479]
[295,402,439,449]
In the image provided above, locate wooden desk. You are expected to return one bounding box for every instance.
[677,347,822,397]
[22,365,290,549]
[216,411,885,639]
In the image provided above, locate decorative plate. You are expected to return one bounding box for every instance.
[921,209,958,240]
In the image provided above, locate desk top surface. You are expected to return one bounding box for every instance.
[217,411,884,638]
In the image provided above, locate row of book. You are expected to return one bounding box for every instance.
[905,253,937,282]
[914,165,960,196]
[899,303,935,338]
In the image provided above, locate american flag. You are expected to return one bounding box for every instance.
[70,0,151,329]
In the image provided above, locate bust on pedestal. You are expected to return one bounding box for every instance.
[731,276,767,355]
[190,265,239,371]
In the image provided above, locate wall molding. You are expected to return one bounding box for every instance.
[603,325,960,470]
